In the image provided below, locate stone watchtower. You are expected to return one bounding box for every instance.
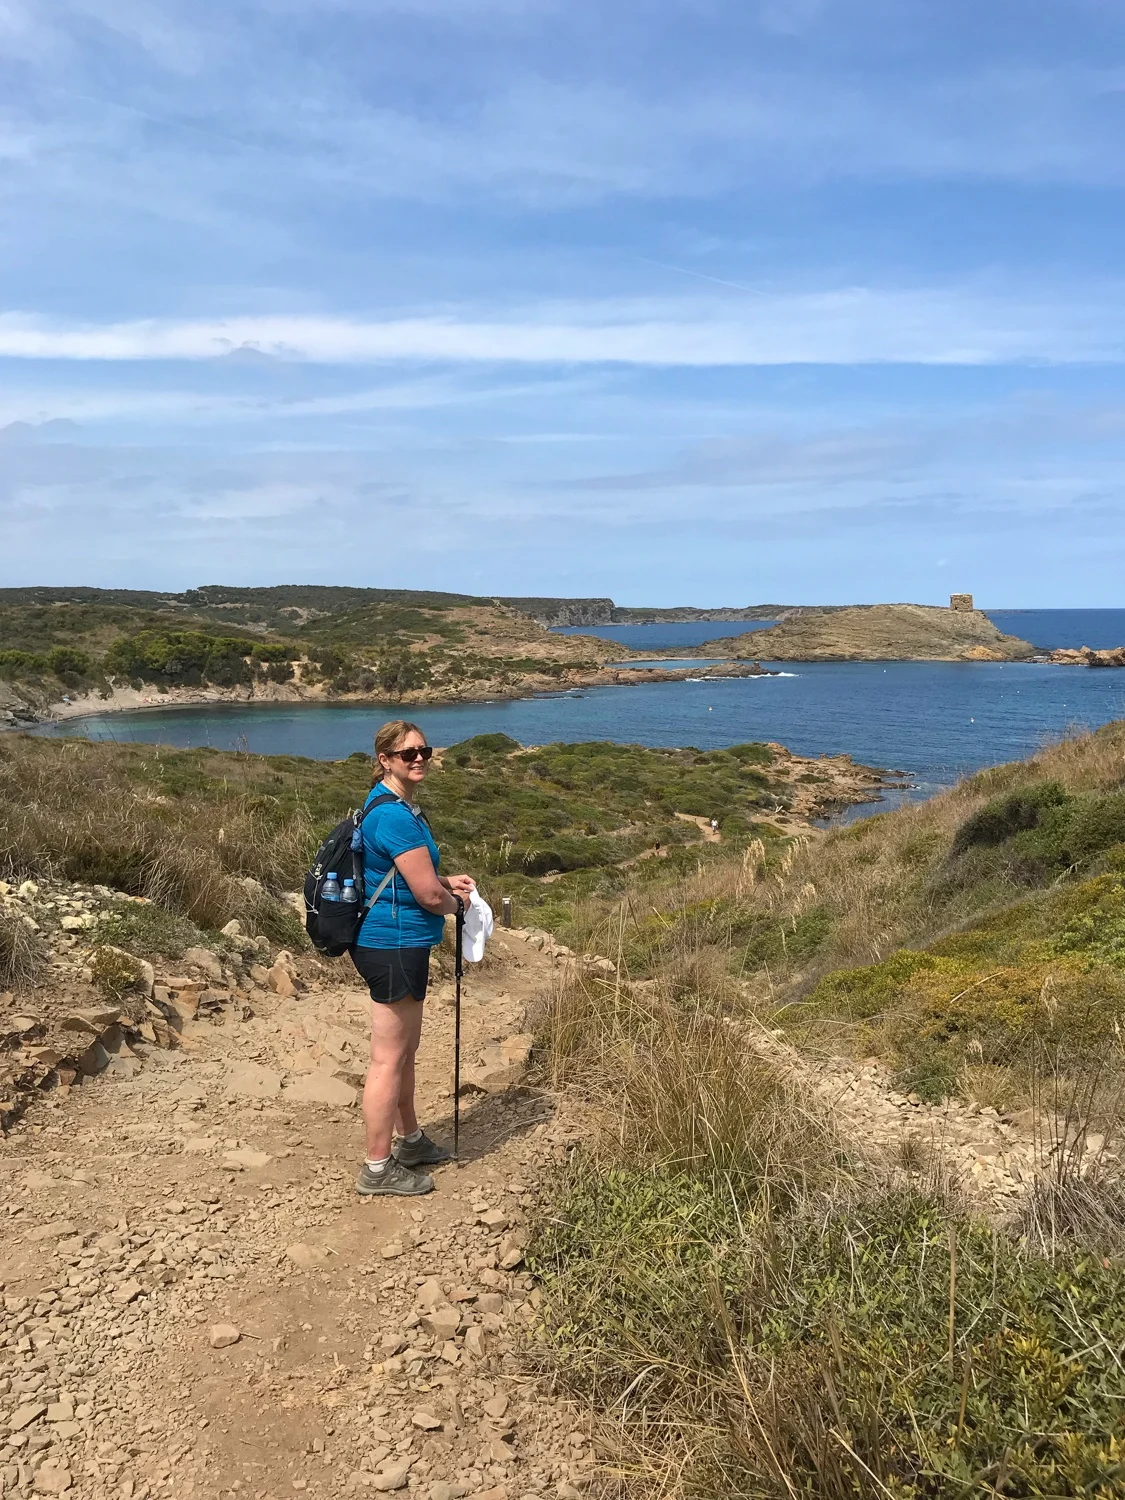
[949,593,974,612]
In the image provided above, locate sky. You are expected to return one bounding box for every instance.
[1,0,1124,606]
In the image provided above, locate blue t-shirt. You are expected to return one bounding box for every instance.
[354,786,445,949]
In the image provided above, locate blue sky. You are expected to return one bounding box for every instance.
[1,0,1124,606]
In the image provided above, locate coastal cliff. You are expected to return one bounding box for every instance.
[709,603,1037,662]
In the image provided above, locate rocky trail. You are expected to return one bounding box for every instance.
[0,923,601,1500]
[1,879,1099,1500]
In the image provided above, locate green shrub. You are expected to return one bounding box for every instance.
[950,781,1070,856]
[0,649,47,678]
[89,944,149,1001]
[531,1177,1125,1499]
[97,901,208,960]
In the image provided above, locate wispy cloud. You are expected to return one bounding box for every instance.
[3,283,1125,366]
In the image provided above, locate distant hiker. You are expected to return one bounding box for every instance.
[351,720,477,1197]
[710,817,719,836]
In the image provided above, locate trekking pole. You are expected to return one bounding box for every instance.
[453,900,465,1162]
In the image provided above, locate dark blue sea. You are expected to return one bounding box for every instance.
[33,618,1125,811]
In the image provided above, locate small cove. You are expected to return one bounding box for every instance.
[34,656,1125,810]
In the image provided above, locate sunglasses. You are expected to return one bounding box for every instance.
[390,745,433,764]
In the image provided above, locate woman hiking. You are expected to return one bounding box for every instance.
[351,719,476,1197]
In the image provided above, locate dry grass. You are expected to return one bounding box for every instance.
[0,906,44,992]
[528,725,1125,1497]
[0,735,311,942]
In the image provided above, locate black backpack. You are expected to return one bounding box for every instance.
[303,792,397,956]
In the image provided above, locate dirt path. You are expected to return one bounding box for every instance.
[0,939,599,1500]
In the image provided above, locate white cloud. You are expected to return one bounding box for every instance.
[1,283,1124,366]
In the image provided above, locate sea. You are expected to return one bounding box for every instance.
[31,609,1125,816]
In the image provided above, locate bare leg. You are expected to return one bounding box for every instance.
[363,998,423,1160]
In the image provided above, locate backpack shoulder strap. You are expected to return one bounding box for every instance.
[357,790,397,825]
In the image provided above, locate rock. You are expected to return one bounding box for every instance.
[60,1005,120,1034]
[182,1136,217,1155]
[283,1073,357,1107]
[420,1305,461,1340]
[472,1489,508,1500]
[411,1409,442,1431]
[8,1402,47,1432]
[497,1238,524,1271]
[25,1220,77,1242]
[221,919,242,937]
[267,963,297,998]
[415,1277,448,1310]
[184,946,223,979]
[286,1243,328,1268]
[222,1148,272,1170]
[463,1327,488,1360]
[45,1401,74,1424]
[482,1395,509,1421]
[77,1040,111,1076]
[60,913,94,931]
[111,1279,142,1305]
[370,1460,412,1492]
[225,1062,283,1099]
[208,1323,240,1349]
[500,1034,534,1067]
[31,1461,70,1494]
[477,1208,509,1232]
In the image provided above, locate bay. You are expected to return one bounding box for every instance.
[35,659,1125,811]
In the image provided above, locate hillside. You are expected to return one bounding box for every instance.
[711,601,1036,660]
[0,585,627,722]
[3,721,1124,1496]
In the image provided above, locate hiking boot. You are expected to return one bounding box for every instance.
[393,1130,453,1169]
[355,1158,434,1197]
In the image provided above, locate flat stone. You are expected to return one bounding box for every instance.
[482,1395,509,1420]
[208,1323,240,1349]
[286,1243,328,1268]
[45,1401,75,1423]
[283,1073,357,1108]
[25,1220,77,1243]
[9,1402,47,1432]
[61,1006,119,1034]
[225,1061,282,1099]
[222,1148,272,1170]
[478,1209,509,1231]
[182,1136,217,1155]
[111,1279,142,1305]
[411,1409,442,1431]
[370,1460,412,1492]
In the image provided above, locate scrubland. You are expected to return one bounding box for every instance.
[530,722,1125,1497]
[5,721,1125,1495]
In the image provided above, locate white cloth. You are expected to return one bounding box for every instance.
[461,889,494,962]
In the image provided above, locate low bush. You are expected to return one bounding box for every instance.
[89,944,149,1001]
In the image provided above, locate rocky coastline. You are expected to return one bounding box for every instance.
[6,658,776,730]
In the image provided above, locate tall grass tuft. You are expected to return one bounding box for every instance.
[0,907,44,992]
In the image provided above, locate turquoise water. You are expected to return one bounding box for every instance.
[36,659,1125,806]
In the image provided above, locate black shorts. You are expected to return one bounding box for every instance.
[350,945,431,1004]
